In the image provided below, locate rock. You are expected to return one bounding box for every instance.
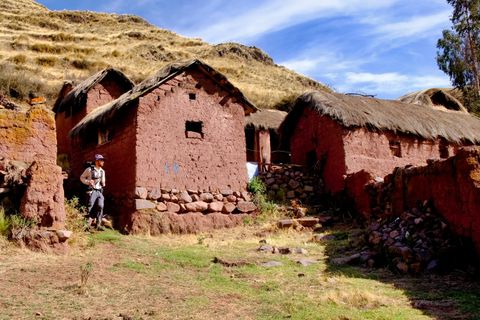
[278,247,292,254]
[179,191,193,203]
[214,194,223,201]
[396,262,409,273]
[147,188,162,200]
[288,179,300,189]
[171,189,179,194]
[161,194,171,201]
[260,261,283,267]
[179,203,186,212]
[135,199,156,210]
[185,201,209,212]
[208,201,224,212]
[271,184,279,190]
[304,185,314,192]
[257,245,273,252]
[156,202,167,212]
[233,191,242,198]
[426,260,440,272]
[199,193,214,202]
[192,194,200,202]
[187,189,198,195]
[222,203,236,214]
[166,202,180,213]
[332,253,361,265]
[226,195,237,202]
[170,195,179,202]
[241,191,251,202]
[56,230,72,242]
[0,187,10,194]
[135,187,148,199]
[220,189,233,196]
[294,248,308,254]
[368,231,382,245]
[296,217,319,228]
[236,201,256,213]
[286,191,295,199]
[297,259,318,266]
[389,230,400,238]
[265,178,276,185]
[278,219,294,228]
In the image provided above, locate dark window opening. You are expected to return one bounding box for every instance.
[439,140,449,158]
[389,139,402,157]
[189,93,196,100]
[306,150,317,168]
[185,121,203,139]
[98,128,113,145]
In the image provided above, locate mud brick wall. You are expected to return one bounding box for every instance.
[368,147,480,254]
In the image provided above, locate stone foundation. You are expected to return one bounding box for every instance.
[133,187,256,215]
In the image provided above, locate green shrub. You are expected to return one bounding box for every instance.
[247,177,266,195]
[65,197,88,246]
[0,207,10,237]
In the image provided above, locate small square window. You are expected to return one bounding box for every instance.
[389,140,402,157]
[185,121,203,139]
[189,93,196,100]
[98,128,112,145]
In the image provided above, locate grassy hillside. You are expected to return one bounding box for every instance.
[0,0,328,109]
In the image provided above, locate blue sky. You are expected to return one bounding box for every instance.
[36,0,453,99]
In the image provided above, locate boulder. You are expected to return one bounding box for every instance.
[156,202,167,212]
[222,203,236,214]
[56,230,72,242]
[226,195,237,203]
[208,201,224,212]
[179,191,193,203]
[135,199,156,210]
[241,191,251,202]
[147,188,162,200]
[199,193,214,202]
[185,201,209,212]
[166,202,180,213]
[220,189,233,196]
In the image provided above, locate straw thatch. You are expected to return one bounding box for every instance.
[70,59,257,137]
[399,88,468,113]
[281,91,480,144]
[245,109,287,130]
[53,68,134,113]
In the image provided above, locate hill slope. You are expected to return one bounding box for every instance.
[0,0,328,109]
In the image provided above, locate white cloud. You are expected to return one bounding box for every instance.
[338,71,451,96]
[190,0,397,42]
[370,10,450,40]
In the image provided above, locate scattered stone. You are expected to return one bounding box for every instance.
[278,247,292,255]
[278,219,294,228]
[212,257,250,267]
[56,230,72,242]
[257,245,273,252]
[297,259,318,266]
[332,253,361,265]
[296,217,319,228]
[260,261,283,267]
[294,248,308,255]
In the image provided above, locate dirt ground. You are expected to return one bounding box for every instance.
[0,225,479,320]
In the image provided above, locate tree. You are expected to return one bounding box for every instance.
[437,0,480,113]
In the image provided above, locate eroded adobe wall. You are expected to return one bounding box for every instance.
[135,69,248,193]
[369,147,480,253]
[289,110,346,193]
[343,128,458,179]
[0,106,65,229]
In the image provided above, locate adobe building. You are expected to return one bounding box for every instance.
[53,68,134,166]
[245,109,287,167]
[65,60,257,233]
[399,88,468,113]
[280,91,480,198]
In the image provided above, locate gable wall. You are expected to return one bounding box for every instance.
[135,69,248,192]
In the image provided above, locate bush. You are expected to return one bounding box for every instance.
[65,197,88,246]
[35,56,57,67]
[0,207,35,239]
[247,177,266,195]
[0,207,10,237]
[9,54,27,65]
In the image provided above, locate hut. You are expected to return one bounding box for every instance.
[245,109,287,167]
[399,88,467,113]
[53,68,134,160]
[67,59,257,232]
[280,91,480,195]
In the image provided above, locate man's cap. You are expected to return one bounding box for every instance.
[94,154,106,161]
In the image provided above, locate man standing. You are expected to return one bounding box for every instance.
[80,154,106,229]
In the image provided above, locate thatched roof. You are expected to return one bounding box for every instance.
[281,91,480,144]
[245,109,287,130]
[53,68,134,113]
[70,59,257,137]
[399,88,468,113]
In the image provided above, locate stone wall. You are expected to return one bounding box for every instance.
[366,147,480,254]
[0,105,65,231]
[259,164,321,204]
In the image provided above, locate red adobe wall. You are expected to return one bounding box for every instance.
[343,128,459,179]
[69,111,137,223]
[56,78,130,156]
[370,147,480,253]
[290,109,346,193]
[135,69,248,192]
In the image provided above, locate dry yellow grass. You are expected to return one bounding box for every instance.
[0,0,328,109]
